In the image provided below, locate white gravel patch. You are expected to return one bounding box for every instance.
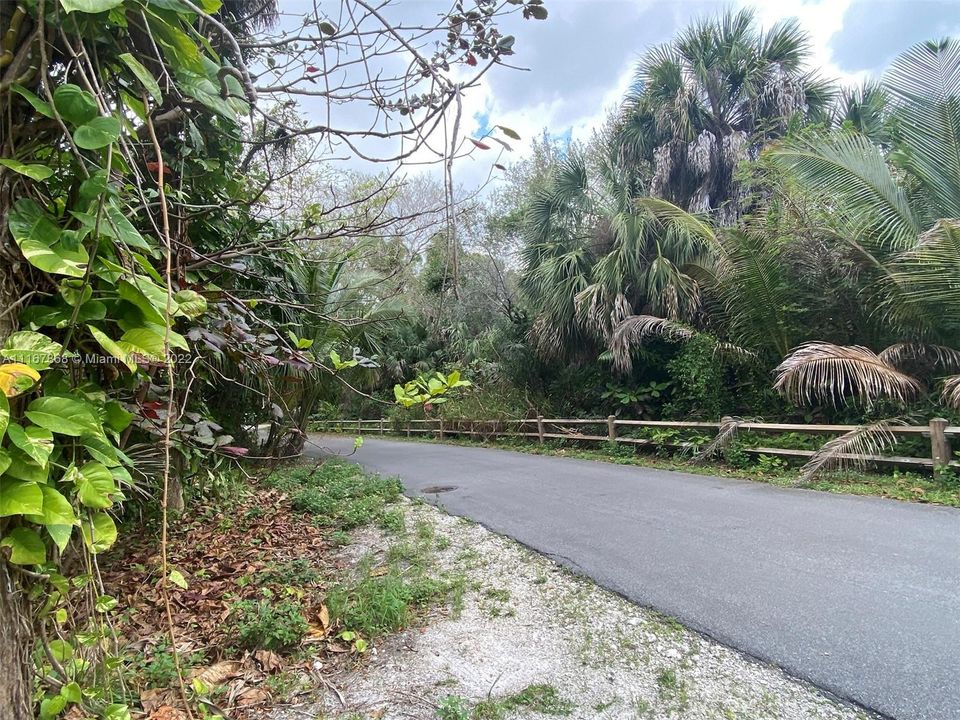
[277,498,873,720]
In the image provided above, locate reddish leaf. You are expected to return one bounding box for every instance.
[220,446,249,457]
[468,138,490,150]
[306,66,319,73]
[465,53,477,66]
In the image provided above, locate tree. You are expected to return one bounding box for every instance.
[769,39,960,410]
[615,8,833,224]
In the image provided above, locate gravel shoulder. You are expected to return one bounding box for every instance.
[282,497,872,720]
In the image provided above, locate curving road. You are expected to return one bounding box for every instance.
[306,434,960,720]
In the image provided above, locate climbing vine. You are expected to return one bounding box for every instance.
[0,0,546,716]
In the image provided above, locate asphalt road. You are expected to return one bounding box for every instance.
[306,434,960,720]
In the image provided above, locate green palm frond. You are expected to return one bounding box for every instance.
[766,132,921,253]
[885,219,960,335]
[884,38,960,219]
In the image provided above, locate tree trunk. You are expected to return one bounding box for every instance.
[0,561,34,720]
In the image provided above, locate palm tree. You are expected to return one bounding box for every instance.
[768,38,960,410]
[519,143,714,362]
[615,8,834,224]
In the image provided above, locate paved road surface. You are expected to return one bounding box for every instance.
[306,435,960,719]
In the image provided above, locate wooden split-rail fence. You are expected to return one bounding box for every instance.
[312,416,960,475]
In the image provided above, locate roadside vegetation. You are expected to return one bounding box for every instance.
[3,1,960,717]
[103,458,465,714]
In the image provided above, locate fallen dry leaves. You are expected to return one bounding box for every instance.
[99,482,352,717]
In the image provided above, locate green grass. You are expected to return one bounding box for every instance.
[438,684,575,720]
[265,459,402,528]
[473,684,575,719]
[227,598,309,651]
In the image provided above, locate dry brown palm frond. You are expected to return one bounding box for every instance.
[798,419,904,484]
[774,342,922,407]
[611,314,694,372]
[694,416,756,463]
[879,343,960,371]
[714,342,759,362]
[941,375,960,409]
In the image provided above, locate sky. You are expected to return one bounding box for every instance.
[273,0,960,188]
[448,0,960,185]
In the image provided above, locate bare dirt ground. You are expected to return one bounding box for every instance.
[270,497,872,720]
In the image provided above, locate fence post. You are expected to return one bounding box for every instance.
[406,421,411,437]
[607,415,617,441]
[379,418,384,435]
[930,417,951,476]
[356,419,361,435]
[537,415,545,444]
[438,417,445,440]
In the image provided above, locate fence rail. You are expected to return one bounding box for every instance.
[312,416,959,474]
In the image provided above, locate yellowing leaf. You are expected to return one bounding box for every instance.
[0,363,41,397]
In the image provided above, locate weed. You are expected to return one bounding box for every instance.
[258,558,321,586]
[228,599,308,651]
[592,697,618,712]
[326,558,460,637]
[379,507,406,534]
[484,587,511,602]
[268,460,401,528]
[474,684,574,719]
[435,535,451,550]
[329,530,352,547]
[264,670,303,700]
[436,695,471,720]
[657,668,679,693]
[416,520,435,541]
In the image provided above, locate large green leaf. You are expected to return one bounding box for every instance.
[104,401,133,432]
[53,84,98,125]
[0,478,44,516]
[3,448,50,484]
[0,159,54,181]
[11,85,54,118]
[74,116,121,150]
[173,289,207,319]
[6,424,54,466]
[60,0,125,12]
[17,240,87,277]
[46,525,74,553]
[9,200,87,277]
[29,485,77,527]
[1,527,47,565]
[9,199,60,246]
[26,396,102,437]
[1,330,65,370]
[81,512,117,553]
[88,325,137,373]
[75,462,118,509]
[81,434,121,468]
[119,53,163,102]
